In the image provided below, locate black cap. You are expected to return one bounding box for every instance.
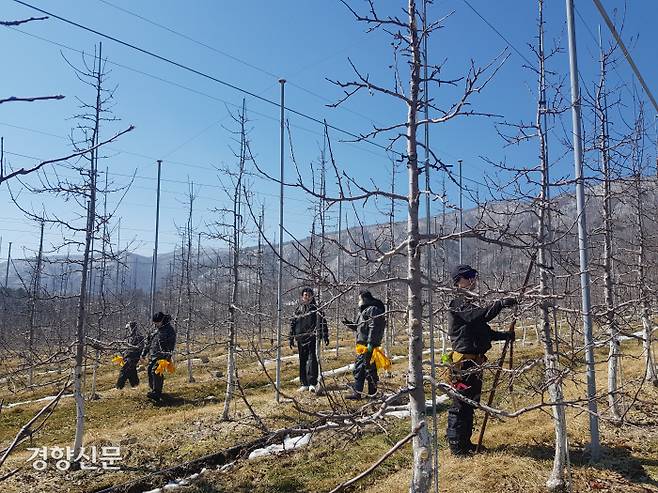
[300,287,314,296]
[359,289,373,299]
[451,264,477,284]
[152,312,165,323]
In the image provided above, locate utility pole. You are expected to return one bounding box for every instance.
[150,159,162,317]
[565,0,600,461]
[653,115,658,178]
[115,218,121,293]
[275,79,286,403]
[4,241,12,288]
[458,159,464,264]
[28,219,45,386]
[423,0,438,489]
[336,200,342,357]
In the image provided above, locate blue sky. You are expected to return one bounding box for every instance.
[1,0,657,260]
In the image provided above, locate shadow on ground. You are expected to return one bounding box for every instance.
[497,442,658,489]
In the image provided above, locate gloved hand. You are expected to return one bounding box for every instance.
[342,318,355,329]
[289,338,295,349]
[367,343,373,353]
[323,336,330,346]
[506,331,516,342]
[501,297,518,308]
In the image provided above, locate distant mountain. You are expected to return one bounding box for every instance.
[2,177,656,299]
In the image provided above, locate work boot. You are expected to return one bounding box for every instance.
[146,391,161,402]
[345,393,362,401]
[448,440,471,457]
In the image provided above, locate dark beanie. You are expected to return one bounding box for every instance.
[359,289,373,299]
[451,264,478,284]
[152,312,165,323]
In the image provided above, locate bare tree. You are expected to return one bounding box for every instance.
[7,43,133,463]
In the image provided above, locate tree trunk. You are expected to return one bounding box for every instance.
[536,2,568,488]
[222,100,246,420]
[596,38,622,422]
[407,2,431,491]
[636,176,658,386]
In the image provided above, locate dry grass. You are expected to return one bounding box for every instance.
[0,333,656,493]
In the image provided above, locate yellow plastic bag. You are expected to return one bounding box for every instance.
[355,343,368,355]
[111,355,125,367]
[370,347,392,371]
[154,359,175,376]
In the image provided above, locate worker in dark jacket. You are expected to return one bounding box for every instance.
[289,287,329,392]
[116,321,145,389]
[141,312,176,401]
[446,264,517,456]
[342,290,385,400]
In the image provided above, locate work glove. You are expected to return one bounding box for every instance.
[289,338,295,350]
[506,331,516,342]
[501,297,518,308]
[323,336,330,346]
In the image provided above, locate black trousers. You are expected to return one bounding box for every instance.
[116,359,139,389]
[446,359,483,448]
[297,337,318,386]
[147,358,165,395]
[353,352,378,395]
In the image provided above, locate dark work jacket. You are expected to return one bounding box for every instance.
[448,296,509,355]
[289,301,328,342]
[142,322,176,360]
[123,330,145,362]
[351,297,385,347]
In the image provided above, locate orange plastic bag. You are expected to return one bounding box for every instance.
[154,359,175,376]
[355,343,368,355]
[370,347,392,371]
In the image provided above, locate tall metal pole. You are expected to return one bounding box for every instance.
[458,159,463,264]
[275,79,286,403]
[654,115,657,178]
[423,1,439,489]
[4,242,12,288]
[565,0,600,461]
[150,159,162,317]
[336,193,343,357]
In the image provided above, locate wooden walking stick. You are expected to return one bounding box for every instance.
[475,256,536,452]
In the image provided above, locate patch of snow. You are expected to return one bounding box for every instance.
[263,355,297,366]
[5,393,74,409]
[426,395,450,407]
[384,410,411,419]
[619,330,645,342]
[291,363,355,383]
[248,434,312,460]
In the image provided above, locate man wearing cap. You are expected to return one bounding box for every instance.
[116,321,145,389]
[289,287,329,392]
[446,264,517,456]
[141,312,176,402]
[342,290,386,400]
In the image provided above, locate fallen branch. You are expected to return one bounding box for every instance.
[329,422,424,493]
[0,379,71,471]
